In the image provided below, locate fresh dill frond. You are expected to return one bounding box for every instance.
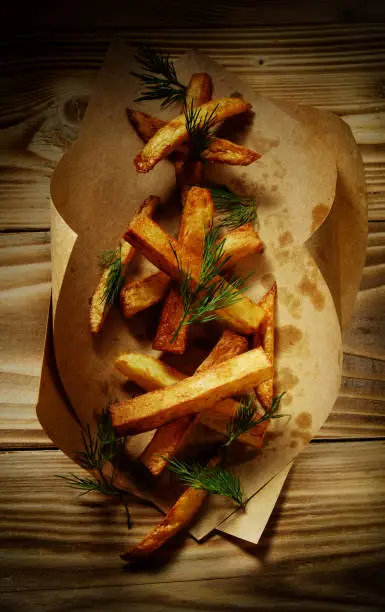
[56,408,132,528]
[98,246,124,310]
[209,185,257,230]
[170,224,251,341]
[225,392,288,447]
[165,456,244,506]
[56,473,120,497]
[132,46,186,108]
[184,100,218,160]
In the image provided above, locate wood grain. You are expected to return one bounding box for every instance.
[0,233,51,448]
[1,25,384,229]
[1,442,384,609]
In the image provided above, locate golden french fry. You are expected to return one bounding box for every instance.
[110,347,272,436]
[134,98,252,173]
[139,330,249,474]
[254,282,277,409]
[127,108,260,169]
[89,196,160,334]
[153,186,214,354]
[124,215,265,335]
[120,271,170,319]
[153,284,187,354]
[121,455,220,559]
[185,73,213,107]
[221,224,263,267]
[201,138,260,165]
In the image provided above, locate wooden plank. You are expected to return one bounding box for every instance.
[1,27,385,227]
[1,442,384,607]
[2,1,385,30]
[0,233,51,448]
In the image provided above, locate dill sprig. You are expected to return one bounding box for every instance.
[209,186,257,230]
[165,456,243,507]
[225,392,287,447]
[171,224,252,340]
[132,46,186,108]
[184,100,218,161]
[56,409,131,529]
[99,246,124,310]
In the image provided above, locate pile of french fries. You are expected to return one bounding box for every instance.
[88,72,279,558]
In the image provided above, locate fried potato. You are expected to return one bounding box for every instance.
[139,330,248,474]
[153,284,187,354]
[124,215,265,334]
[127,108,260,170]
[221,224,263,267]
[115,352,185,390]
[185,73,213,107]
[202,138,260,165]
[110,347,272,436]
[254,282,277,409]
[120,271,170,318]
[134,97,252,173]
[89,196,160,333]
[153,187,214,354]
[121,456,219,559]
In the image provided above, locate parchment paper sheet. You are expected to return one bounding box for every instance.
[37,40,367,544]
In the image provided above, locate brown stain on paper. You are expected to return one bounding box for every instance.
[276,367,299,392]
[296,411,312,430]
[279,288,302,320]
[276,325,303,354]
[291,429,312,445]
[279,231,293,247]
[311,203,329,232]
[298,275,325,311]
[260,273,275,289]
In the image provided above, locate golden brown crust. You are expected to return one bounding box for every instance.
[134,97,252,173]
[124,215,265,334]
[153,284,187,354]
[110,348,272,436]
[220,224,263,267]
[89,196,160,334]
[185,73,213,108]
[254,282,277,409]
[120,271,170,319]
[202,138,261,165]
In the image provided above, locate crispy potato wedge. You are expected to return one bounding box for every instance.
[202,138,260,165]
[185,73,213,107]
[254,282,277,409]
[121,455,220,559]
[124,215,265,334]
[153,284,187,354]
[153,187,214,354]
[134,97,252,173]
[221,224,263,267]
[139,330,248,474]
[89,196,160,333]
[127,108,260,169]
[110,347,272,436]
[115,352,185,390]
[120,271,170,318]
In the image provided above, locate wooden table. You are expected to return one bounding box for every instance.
[1,14,385,611]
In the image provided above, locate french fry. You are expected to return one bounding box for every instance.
[89,196,160,333]
[139,330,249,474]
[134,97,252,173]
[110,347,272,436]
[153,187,214,354]
[153,284,187,354]
[121,455,220,559]
[201,139,261,165]
[128,108,260,170]
[221,224,263,267]
[124,214,266,334]
[185,73,213,107]
[120,271,170,319]
[254,282,277,409]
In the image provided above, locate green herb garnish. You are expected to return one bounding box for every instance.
[209,186,257,230]
[132,46,186,108]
